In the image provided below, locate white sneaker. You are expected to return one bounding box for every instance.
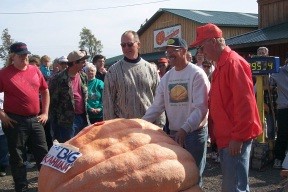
[273,159,282,169]
[24,161,35,169]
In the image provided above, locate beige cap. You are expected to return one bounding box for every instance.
[67,50,89,62]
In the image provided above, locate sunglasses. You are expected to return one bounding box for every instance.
[120,42,136,48]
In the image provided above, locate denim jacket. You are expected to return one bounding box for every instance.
[49,69,89,129]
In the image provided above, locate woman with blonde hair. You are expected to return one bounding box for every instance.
[39,55,51,81]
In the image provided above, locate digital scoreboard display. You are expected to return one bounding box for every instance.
[247,56,280,75]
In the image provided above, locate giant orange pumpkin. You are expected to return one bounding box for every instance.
[38,118,201,192]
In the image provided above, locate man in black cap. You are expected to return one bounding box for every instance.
[0,42,49,191]
[143,37,210,187]
[49,50,90,143]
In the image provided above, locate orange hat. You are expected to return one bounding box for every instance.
[158,57,168,63]
[190,23,223,48]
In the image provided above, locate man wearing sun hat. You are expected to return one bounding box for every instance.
[143,37,210,187]
[0,42,49,191]
[191,23,262,191]
[49,50,90,143]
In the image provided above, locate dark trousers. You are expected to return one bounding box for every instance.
[43,119,53,150]
[163,111,170,135]
[0,134,9,168]
[3,113,48,192]
[274,108,288,161]
[89,117,103,124]
[52,114,88,143]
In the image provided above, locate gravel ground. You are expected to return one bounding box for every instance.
[0,152,286,192]
[203,157,285,192]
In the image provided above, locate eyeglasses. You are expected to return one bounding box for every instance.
[165,48,181,56]
[120,42,136,48]
[197,39,211,51]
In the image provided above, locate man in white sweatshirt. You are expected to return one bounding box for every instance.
[142,37,210,187]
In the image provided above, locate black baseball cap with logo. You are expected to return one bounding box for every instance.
[9,42,31,55]
[166,37,188,49]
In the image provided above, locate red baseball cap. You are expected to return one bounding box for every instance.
[158,57,168,63]
[190,23,223,48]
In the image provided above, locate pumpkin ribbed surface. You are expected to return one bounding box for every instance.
[38,118,201,192]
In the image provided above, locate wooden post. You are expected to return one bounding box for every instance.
[256,75,265,142]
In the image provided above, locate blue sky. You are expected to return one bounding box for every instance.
[0,0,258,66]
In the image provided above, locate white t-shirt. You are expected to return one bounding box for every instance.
[143,63,210,133]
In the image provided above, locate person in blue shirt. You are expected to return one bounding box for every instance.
[39,55,51,82]
[271,58,288,169]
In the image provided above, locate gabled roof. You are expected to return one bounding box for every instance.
[138,8,258,35]
[226,22,288,48]
[107,9,260,65]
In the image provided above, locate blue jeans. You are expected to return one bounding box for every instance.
[52,114,88,143]
[0,134,9,167]
[3,113,48,192]
[170,126,207,187]
[184,126,208,187]
[219,140,252,192]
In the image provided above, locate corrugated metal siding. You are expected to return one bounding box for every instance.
[164,9,258,26]
[226,22,288,45]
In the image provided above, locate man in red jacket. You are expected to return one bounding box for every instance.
[190,23,262,192]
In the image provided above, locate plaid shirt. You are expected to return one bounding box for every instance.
[49,69,89,129]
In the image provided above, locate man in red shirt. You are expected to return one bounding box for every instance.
[0,42,49,192]
[190,23,262,192]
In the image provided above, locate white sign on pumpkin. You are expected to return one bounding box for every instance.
[153,25,182,48]
[41,142,82,173]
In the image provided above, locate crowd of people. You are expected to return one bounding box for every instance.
[0,24,287,192]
